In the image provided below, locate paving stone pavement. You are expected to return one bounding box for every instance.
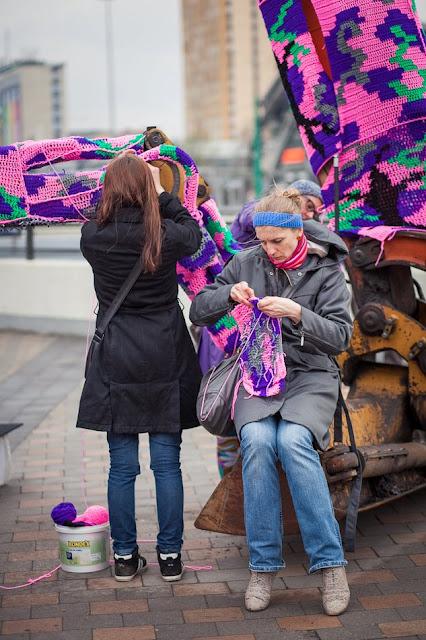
[0,330,425,640]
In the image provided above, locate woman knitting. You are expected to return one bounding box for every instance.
[190,188,352,615]
[77,151,202,582]
[212,180,325,476]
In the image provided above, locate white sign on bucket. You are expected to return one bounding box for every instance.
[55,522,110,573]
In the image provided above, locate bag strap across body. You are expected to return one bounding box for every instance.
[333,387,366,553]
[92,258,144,346]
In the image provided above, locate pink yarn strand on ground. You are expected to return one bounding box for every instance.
[0,566,61,590]
[0,559,212,590]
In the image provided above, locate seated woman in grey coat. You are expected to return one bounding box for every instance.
[190,188,353,615]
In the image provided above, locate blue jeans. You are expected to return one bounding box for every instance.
[107,431,183,556]
[240,416,347,573]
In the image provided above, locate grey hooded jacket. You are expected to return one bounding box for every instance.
[189,220,353,450]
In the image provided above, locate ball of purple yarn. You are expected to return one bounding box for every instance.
[51,502,77,525]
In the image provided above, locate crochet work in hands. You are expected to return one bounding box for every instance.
[258,0,426,233]
[234,299,287,397]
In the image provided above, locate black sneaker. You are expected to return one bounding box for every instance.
[114,548,147,582]
[157,550,184,582]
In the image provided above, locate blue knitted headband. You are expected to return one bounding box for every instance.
[252,211,303,229]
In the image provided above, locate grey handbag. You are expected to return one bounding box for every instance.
[196,352,241,437]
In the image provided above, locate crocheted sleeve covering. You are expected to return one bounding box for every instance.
[0,134,243,353]
[258,0,426,233]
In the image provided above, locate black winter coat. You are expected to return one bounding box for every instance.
[76,192,202,434]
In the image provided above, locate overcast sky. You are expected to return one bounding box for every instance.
[0,0,184,138]
[1,1,425,141]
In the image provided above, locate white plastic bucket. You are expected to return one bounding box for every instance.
[55,523,110,573]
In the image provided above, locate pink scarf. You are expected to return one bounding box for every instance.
[269,234,308,270]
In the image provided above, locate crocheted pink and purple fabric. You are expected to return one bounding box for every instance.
[0,133,249,354]
[234,299,287,397]
[258,0,426,234]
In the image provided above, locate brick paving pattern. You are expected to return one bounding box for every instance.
[0,331,425,639]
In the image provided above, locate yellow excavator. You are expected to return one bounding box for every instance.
[150,0,426,543]
[143,119,425,546]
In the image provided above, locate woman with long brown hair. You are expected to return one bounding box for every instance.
[77,151,202,582]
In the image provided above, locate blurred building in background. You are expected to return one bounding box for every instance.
[182,0,276,141]
[260,77,314,188]
[185,138,252,220]
[181,0,313,215]
[0,60,66,145]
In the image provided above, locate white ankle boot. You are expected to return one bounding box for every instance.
[245,571,276,611]
[322,566,350,615]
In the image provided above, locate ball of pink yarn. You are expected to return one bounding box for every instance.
[73,505,109,526]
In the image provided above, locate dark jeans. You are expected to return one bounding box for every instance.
[107,431,183,556]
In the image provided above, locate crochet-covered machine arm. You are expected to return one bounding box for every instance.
[0,128,211,226]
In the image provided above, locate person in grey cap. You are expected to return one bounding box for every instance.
[290,179,323,221]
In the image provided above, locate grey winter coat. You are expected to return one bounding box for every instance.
[189,220,353,450]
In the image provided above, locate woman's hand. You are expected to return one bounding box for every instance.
[148,163,165,195]
[257,296,302,323]
[230,281,255,307]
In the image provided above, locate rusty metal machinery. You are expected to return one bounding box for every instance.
[142,130,426,539]
[195,440,426,536]
[333,235,426,507]
[342,234,426,436]
[338,303,426,442]
[194,233,426,537]
[190,0,426,540]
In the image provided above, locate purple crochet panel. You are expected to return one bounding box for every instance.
[234,299,286,397]
[258,0,426,233]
